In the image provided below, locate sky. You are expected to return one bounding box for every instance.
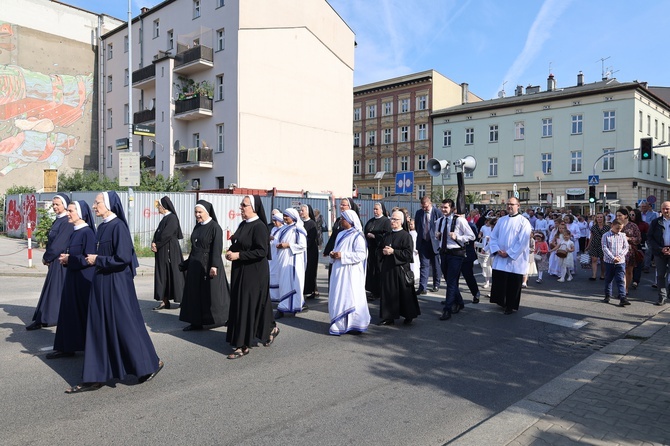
[65,0,668,100]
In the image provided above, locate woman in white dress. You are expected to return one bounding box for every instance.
[408,217,420,283]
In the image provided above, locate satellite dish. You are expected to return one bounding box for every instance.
[497,90,506,98]
[173,140,180,153]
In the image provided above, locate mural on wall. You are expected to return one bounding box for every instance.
[0,64,93,176]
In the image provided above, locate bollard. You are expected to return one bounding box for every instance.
[27,222,33,268]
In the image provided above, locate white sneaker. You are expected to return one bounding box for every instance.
[557,278,565,282]
[483,282,490,289]
[522,283,527,288]
[567,276,573,282]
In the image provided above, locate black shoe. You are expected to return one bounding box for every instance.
[301,304,309,313]
[153,302,170,310]
[439,310,451,321]
[652,284,658,289]
[473,295,480,304]
[403,318,413,325]
[429,287,439,293]
[46,351,75,359]
[503,309,514,315]
[377,319,394,326]
[418,288,427,295]
[274,311,284,320]
[138,360,164,384]
[440,300,446,305]
[655,298,667,306]
[452,303,464,314]
[183,324,203,331]
[602,297,610,303]
[619,299,631,307]
[26,321,45,331]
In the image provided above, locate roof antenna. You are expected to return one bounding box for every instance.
[597,56,610,80]
[498,80,507,98]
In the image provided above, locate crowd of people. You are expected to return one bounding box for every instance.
[26,191,668,393]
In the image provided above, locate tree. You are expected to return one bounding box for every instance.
[465,191,482,204]
[431,187,455,203]
[57,168,187,192]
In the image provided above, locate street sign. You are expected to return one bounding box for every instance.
[588,175,600,185]
[119,152,140,187]
[395,171,414,194]
[133,123,155,137]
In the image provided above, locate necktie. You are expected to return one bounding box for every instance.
[424,211,430,239]
[441,216,451,250]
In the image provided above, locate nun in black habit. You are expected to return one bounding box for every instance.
[179,200,230,331]
[67,191,162,394]
[300,204,320,299]
[364,202,391,300]
[151,196,186,310]
[27,194,74,330]
[48,200,97,359]
[225,195,277,359]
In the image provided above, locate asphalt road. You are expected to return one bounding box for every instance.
[0,265,660,446]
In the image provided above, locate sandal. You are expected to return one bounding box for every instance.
[263,327,280,347]
[65,382,103,394]
[227,347,249,360]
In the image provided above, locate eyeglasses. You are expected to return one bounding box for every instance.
[240,203,251,208]
[390,218,401,221]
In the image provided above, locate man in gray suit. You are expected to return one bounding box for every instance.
[414,196,442,294]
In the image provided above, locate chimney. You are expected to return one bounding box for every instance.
[140,7,149,14]
[547,74,556,91]
[461,82,469,104]
[515,85,523,96]
[577,71,584,86]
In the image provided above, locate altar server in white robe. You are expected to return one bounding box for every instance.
[274,208,307,318]
[328,209,370,335]
[268,209,284,302]
[488,198,533,315]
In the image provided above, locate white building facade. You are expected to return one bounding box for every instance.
[102,0,354,196]
[432,74,670,212]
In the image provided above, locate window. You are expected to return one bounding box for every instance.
[417,154,427,171]
[107,146,113,168]
[383,186,391,197]
[515,121,524,140]
[193,0,201,18]
[443,130,452,147]
[542,118,552,137]
[107,108,112,128]
[367,104,376,119]
[488,157,498,176]
[353,160,360,175]
[513,155,524,176]
[647,115,651,135]
[153,19,160,38]
[193,133,200,148]
[655,119,659,138]
[399,126,409,142]
[541,153,552,174]
[217,0,225,7]
[417,184,426,199]
[417,95,427,110]
[603,111,616,131]
[216,74,224,100]
[383,101,392,116]
[465,128,474,145]
[217,176,225,188]
[417,124,427,140]
[602,149,614,171]
[400,98,409,113]
[216,124,224,153]
[216,29,225,51]
[107,43,113,59]
[353,107,361,121]
[167,30,174,50]
[571,114,583,134]
[367,158,376,174]
[383,157,391,172]
[489,125,498,142]
[400,156,409,171]
[367,130,376,146]
[639,111,643,132]
[571,151,582,173]
[353,132,360,147]
[107,75,113,92]
[124,69,129,86]
[124,103,129,124]
[383,128,392,145]
[464,170,473,179]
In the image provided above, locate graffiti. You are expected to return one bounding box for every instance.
[0,59,93,175]
[22,194,36,229]
[6,198,21,230]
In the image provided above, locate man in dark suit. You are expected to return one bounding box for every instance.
[414,196,442,294]
[648,201,670,306]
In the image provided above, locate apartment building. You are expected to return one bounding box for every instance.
[352,70,482,200]
[432,73,670,212]
[102,0,354,196]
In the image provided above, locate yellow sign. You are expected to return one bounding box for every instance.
[43,169,58,192]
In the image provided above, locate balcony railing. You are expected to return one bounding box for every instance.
[174,95,213,120]
[174,45,214,74]
[132,64,156,87]
[174,147,213,169]
[140,155,156,168]
[133,108,155,124]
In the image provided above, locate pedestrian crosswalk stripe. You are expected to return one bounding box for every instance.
[524,312,588,329]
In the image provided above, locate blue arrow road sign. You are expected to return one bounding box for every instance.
[395,171,414,194]
[588,175,600,185]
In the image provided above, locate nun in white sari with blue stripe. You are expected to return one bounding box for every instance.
[328,209,370,335]
[274,208,307,317]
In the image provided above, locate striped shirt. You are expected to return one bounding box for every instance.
[601,230,629,264]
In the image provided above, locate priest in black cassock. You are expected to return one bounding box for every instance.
[151,196,185,310]
[179,200,230,331]
[27,194,74,330]
[225,195,278,359]
[300,204,320,299]
[377,210,421,326]
[364,202,391,300]
[66,191,162,394]
[47,200,96,359]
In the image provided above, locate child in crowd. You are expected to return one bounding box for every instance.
[551,230,575,282]
[533,232,550,283]
[601,219,630,307]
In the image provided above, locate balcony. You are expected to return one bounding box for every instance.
[174,95,213,120]
[140,155,156,169]
[174,147,213,170]
[132,64,156,89]
[134,108,155,124]
[173,45,214,75]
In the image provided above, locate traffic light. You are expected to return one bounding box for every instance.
[641,137,653,160]
[589,186,596,203]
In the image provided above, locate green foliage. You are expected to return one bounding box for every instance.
[57,169,186,192]
[465,191,482,204]
[174,76,214,100]
[139,166,187,192]
[6,185,37,194]
[431,187,455,203]
[133,235,154,257]
[35,207,54,248]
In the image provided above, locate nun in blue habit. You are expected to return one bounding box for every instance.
[27,194,74,330]
[47,201,97,359]
[66,191,162,394]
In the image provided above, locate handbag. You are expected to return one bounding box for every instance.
[404,267,415,286]
[534,253,542,261]
[556,244,568,258]
[579,252,591,269]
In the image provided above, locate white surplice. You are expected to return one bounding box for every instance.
[489,214,533,275]
[275,223,307,313]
